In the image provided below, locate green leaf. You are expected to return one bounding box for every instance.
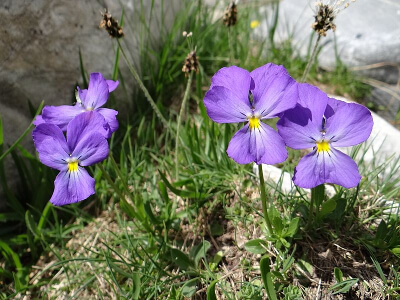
[283,217,299,238]
[182,278,199,298]
[328,198,347,221]
[132,273,141,300]
[330,278,358,294]
[25,211,40,239]
[190,240,211,267]
[260,255,271,287]
[244,239,268,254]
[376,220,387,241]
[391,248,400,258]
[169,248,194,270]
[206,279,218,300]
[271,216,284,235]
[334,267,343,283]
[319,198,337,218]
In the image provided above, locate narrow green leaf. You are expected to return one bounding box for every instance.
[334,267,343,283]
[330,278,358,294]
[207,279,218,300]
[284,217,299,238]
[132,273,141,300]
[320,198,337,218]
[182,278,199,297]
[170,248,194,270]
[190,240,211,267]
[244,239,268,254]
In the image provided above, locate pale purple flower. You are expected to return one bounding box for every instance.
[33,111,109,206]
[203,63,298,164]
[276,83,373,188]
[40,73,119,136]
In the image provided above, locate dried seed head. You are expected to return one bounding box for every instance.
[100,9,124,38]
[182,50,199,76]
[223,2,237,27]
[182,31,188,37]
[312,0,356,36]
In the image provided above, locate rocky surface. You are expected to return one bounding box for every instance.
[0,0,180,205]
[271,0,400,83]
[254,0,400,123]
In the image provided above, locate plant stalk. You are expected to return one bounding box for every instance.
[175,72,193,179]
[117,39,169,128]
[301,34,321,82]
[258,164,274,234]
[307,184,325,228]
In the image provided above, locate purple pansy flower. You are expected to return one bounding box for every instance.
[276,83,373,189]
[203,63,298,164]
[40,73,119,136]
[33,111,109,206]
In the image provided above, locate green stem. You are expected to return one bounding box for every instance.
[258,164,273,234]
[307,184,325,228]
[175,72,193,179]
[228,27,234,66]
[117,39,169,128]
[37,201,52,231]
[0,101,44,161]
[301,34,321,82]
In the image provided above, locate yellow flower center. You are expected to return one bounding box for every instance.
[248,116,260,129]
[316,140,330,153]
[68,161,78,172]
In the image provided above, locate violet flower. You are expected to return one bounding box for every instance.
[41,73,119,136]
[203,64,298,164]
[276,83,373,189]
[33,111,109,205]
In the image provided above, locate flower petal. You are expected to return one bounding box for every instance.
[324,97,347,120]
[33,123,70,154]
[227,122,288,165]
[33,115,45,126]
[293,147,361,189]
[33,137,69,171]
[324,99,373,147]
[72,132,109,166]
[66,111,110,151]
[297,83,328,128]
[210,66,254,106]
[97,108,119,134]
[50,168,95,206]
[42,105,84,131]
[250,63,297,118]
[203,86,251,123]
[106,80,119,92]
[83,73,109,109]
[277,103,321,149]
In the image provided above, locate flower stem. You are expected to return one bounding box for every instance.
[258,164,274,235]
[307,184,325,228]
[175,72,193,180]
[301,34,321,82]
[228,27,234,65]
[0,100,44,161]
[117,39,169,128]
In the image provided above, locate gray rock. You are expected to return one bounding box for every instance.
[259,0,400,84]
[0,0,180,205]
